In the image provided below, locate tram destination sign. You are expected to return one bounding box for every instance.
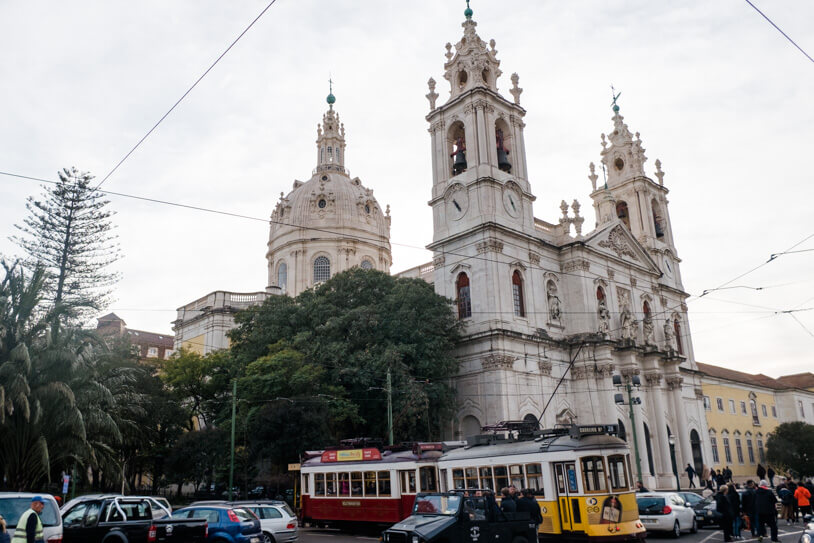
[321,448,382,462]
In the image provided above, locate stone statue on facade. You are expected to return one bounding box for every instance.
[597,299,611,336]
[619,306,637,342]
[547,281,561,323]
[663,318,678,352]
[642,314,655,346]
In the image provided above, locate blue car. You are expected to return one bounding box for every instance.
[172,505,262,543]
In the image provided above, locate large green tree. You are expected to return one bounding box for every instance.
[11,167,120,322]
[229,268,461,447]
[766,421,814,477]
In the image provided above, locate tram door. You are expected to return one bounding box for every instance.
[553,462,579,533]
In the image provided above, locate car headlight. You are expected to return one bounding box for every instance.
[801,534,810,543]
[412,536,420,543]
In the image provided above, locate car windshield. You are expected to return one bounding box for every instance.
[0,498,60,528]
[683,494,703,505]
[637,497,665,514]
[412,495,461,516]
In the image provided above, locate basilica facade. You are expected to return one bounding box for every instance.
[174,7,710,489]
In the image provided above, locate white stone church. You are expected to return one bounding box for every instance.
[174,7,710,489]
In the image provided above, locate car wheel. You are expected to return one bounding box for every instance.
[672,520,681,538]
[690,517,698,534]
[263,533,276,543]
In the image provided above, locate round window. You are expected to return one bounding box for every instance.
[615,158,624,171]
[321,175,328,181]
[318,199,327,209]
[364,204,371,214]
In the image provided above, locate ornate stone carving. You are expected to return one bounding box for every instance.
[694,387,704,400]
[476,238,504,254]
[528,252,541,266]
[630,277,638,288]
[665,375,684,390]
[607,268,615,281]
[433,255,446,268]
[595,363,615,377]
[588,162,598,192]
[538,359,552,376]
[597,299,611,337]
[619,305,637,342]
[644,371,662,386]
[681,302,688,312]
[426,78,439,110]
[562,259,590,273]
[546,280,562,323]
[642,314,655,346]
[570,365,590,380]
[482,354,515,370]
[619,366,640,379]
[598,225,639,261]
[663,317,678,352]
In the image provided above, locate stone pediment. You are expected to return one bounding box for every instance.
[584,222,661,273]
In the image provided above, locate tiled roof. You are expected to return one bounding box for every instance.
[127,329,174,347]
[776,372,814,389]
[97,312,125,324]
[695,362,786,390]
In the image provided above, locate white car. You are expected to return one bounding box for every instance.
[637,492,698,537]
[0,492,63,543]
[240,502,298,543]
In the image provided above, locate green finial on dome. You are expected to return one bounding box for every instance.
[327,77,336,107]
[610,85,621,113]
[464,0,473,19]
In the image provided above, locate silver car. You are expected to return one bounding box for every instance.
[242,502,298,543]
[637,492,698,537]
[0,492,63,542]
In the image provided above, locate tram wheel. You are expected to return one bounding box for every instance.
[672,521,681,538]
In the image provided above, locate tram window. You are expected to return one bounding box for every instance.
[378,471,391,496]
[555,464,566,494]
[420,466,438,492]
[509,465,524,489]
[607,455,628,490]
[400,470,417,493]
[581,456,608,493]
[465,467,478,489]
[302,474,310,494]
[494,466,509,490]
[452,468,465,489]
[440,469,448,492]
[326,473,337,496]
[525,463,544,495]
[364,471,377,496]
[315,474,326,496]
[479,467,494,490]
[338,473,350,496]
[351,472,363,496]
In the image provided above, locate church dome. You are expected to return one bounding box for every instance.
[266,101,392,296]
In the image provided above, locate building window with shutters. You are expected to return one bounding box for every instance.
[722,434,732,464]
[710,435,720,464]
[746,437,755,464]
[511,270,525,317]
[735,436,744,464]
[456,272,472,319]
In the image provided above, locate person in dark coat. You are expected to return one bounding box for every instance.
[717,471,726,488]
[716,486,734,542]
[686,464,697,488]
[742,480,757,536]
[500,487,517,513]
[728,483,742,539]
[767,467,775,488]
[757,464,767,481]
[755,480,778,542]
[517,489,543,526]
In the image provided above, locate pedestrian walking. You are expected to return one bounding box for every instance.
[755,480,779,542]
[0,515,11,543]
[756,464,767,481]
[767,467,775,488]
[778,484,794,524]
[795,482,811,517]
[716,486,734,542]
[686,464,697,488]
[728,483,742,540]
[725,466,733,483]
[717,470,726,489]
[11,496,45,543]
[518,489,543,527]
[742,480,757,536]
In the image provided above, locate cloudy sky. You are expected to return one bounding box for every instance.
[1,0,812,377]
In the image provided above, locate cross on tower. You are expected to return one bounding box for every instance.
[610,85,622,112]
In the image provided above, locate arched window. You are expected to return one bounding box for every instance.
[336,146,342,164]
[461,415,481,439]
[673,318,684,355]
[523,413,539,430]
[495,118,513,173]
[511,270,525,317]
[643,301,651,317]
[643,422,655,476]
[709,430,720,464]
[313,256,331,283]
[616,201,631,229]
[596,286,606,303]
[327,146,333,162]
[456,272,472,319]
[652,199,666,239]
[277,262,288,294]
[448,122,467,176]
[722,430,732,464]
[690,429,703,475]
[750,398,760,425]
[360,259,373,270]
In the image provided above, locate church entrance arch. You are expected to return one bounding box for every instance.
[461,415,481,439]
[690,429,703,475]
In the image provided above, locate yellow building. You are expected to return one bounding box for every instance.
[692,363,814,482]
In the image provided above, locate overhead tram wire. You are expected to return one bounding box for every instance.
[93,0,281,191]
[743,0,814,65]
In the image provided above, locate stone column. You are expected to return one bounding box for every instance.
[511,115,528,180]
[667,374,692,470]
[475,103,488,165]
[429,123,441,185]
[646,371,672,479]
[464,104,479,165]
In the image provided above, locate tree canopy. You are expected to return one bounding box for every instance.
[766,421,814,478]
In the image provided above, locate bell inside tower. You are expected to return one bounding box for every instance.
[449,122,467,176]
[495,122,512,173]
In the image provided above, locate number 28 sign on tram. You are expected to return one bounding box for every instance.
[321,448,382,462]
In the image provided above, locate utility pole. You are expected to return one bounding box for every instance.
[229,379,236,501]
[614,374,643,485]
[386,369,393,446]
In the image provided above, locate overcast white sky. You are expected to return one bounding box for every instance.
[1,1,812,377]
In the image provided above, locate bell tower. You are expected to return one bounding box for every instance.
[589,95,683,287]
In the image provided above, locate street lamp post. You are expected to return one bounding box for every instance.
[668,434,680,491]
[613,374,644,486]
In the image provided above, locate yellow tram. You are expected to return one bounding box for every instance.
[436,424,646,541]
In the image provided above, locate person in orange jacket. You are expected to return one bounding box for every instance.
[795,482,812,517]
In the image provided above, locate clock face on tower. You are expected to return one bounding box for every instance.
[446,185,469,221]
[502,186,521,218]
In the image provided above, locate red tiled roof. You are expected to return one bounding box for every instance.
[776,372,814,389]
[127,329,174,348]
[695,362,786,390]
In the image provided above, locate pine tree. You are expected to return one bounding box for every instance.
[11,167,121,322]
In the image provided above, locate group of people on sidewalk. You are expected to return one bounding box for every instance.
[714,480,780,542]
[462,485,543,526]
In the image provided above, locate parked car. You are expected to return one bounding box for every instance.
[0,493,63,543]
[799,514,813,543]
[172,504,262,543]
[62,494,172,520]
[678,492,708,527]
[60,496,207,543]
[636,492,698,537]
[239,502,298,543]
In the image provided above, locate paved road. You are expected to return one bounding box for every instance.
[299,524,807,543]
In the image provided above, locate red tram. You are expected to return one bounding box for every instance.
[299,440,449,528]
